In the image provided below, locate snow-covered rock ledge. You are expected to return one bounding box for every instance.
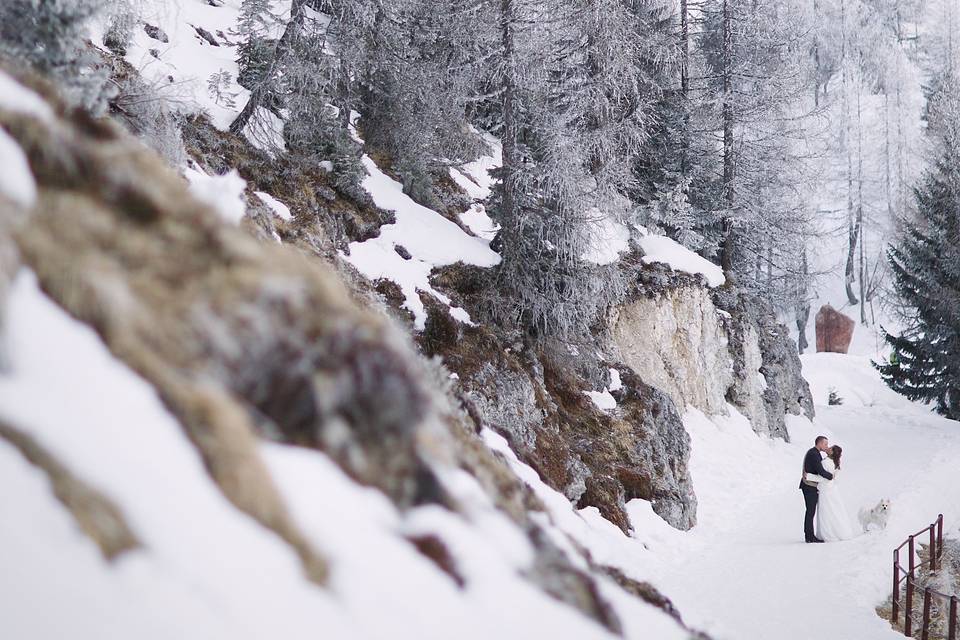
[611,260,813,441]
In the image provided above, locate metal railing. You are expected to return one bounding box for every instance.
[892,514,956,639]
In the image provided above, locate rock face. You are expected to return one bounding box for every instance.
[816,304,855,353]
[716,290,815,440]
[610,267,813,441]
[611,284,733,417]
[419,306,698,532]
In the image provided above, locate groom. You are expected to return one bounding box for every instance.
[799,435,834,543]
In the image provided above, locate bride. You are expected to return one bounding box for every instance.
[806,446,856,541]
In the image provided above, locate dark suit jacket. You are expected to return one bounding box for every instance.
[799,447,833,489]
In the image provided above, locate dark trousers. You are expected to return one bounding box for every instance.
[801,484,819,541]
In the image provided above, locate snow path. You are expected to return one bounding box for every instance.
[641,354,960,640]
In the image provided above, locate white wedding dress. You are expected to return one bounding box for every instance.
[810,458,856,541]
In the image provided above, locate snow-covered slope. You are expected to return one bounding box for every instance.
[0,67,699,640]
[343,154,500,329]
[0,270,691,640]
[1,4,948,640]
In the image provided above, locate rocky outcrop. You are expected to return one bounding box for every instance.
[417,292,697,533]
[716,290,815,440]
[611,282,732,416]
[609,266,813,441]
[816,304,855,353]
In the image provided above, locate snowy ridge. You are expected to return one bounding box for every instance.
[637,228,726,288]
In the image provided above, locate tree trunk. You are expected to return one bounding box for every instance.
[230,0,307,136]
[498,0,519,252]
[719,0,736,282]
[796,247,810,354]
[813,0,821,106]
[680,0,689,176]
[841,0,859,306]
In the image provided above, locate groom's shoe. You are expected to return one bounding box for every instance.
[807,537,825,544]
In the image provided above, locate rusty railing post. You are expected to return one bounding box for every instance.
[938,515,944,561]
[910,535,916,574]
[930,524,937,572]
[894,549,901,623]
[906,577,914,637]
[906,551,915,637]
[949,596,957,640]
[922,588,932,640]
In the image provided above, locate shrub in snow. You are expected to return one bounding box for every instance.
[110,71,187,166]
[207,70,238,109]
[827,387,844,406]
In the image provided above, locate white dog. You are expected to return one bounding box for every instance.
[859,499,892,532]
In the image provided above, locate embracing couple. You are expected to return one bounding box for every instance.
[799,435,855,543]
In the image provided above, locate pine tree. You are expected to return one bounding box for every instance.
[235,0,277,90]
[878,74,960,419]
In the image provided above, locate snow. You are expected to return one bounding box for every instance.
[637,230,726,287]
[186,167,247,224]
[4,255,958,640]
[582,214,631,266]
[0,70,54,122]
[268,453,623,640]
[0,129,36,209]
[243,107,287,153]
[0,269,685,640]
[608,368,623,392]
[344,155,499,329]
[639,356,960,640]
[0,270,347,640]
[111,0,253,130]
[459,203,499,241]
[585,389,618,411]
[484,352,960,640]
[255,191,292,221]
[451,130,501,200]
[480,429,691,640]
[452,131,501,240]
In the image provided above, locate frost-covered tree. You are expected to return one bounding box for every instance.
[488,0,669,338]
[0,0,116,114]
[687,0,817,293]
[235,0,277,90]
[230,0,307,136]
[356,0,487,206]
[878,74,960,419]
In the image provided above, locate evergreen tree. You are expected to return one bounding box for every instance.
[235,0,277,90]
[488,0,664,338]
[878,74,960,419]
